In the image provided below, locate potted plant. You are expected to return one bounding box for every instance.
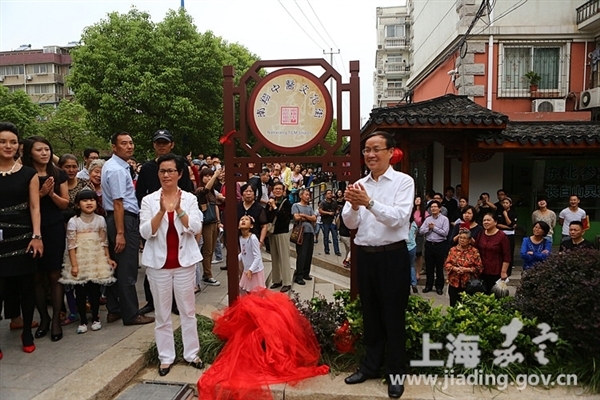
[524,70,541,92]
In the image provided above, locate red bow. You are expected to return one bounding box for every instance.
[219,130,236,145]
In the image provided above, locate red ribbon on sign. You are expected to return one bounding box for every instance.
[219,130,236,145]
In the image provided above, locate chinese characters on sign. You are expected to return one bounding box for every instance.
[248,68,332,154]
[410,318,558,368]
[544,165,600,199]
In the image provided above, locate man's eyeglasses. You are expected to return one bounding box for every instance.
[159,169,178,175]
[362,147,389,155]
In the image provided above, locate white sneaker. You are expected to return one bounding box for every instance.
[202,277,221,286]
[77,324,88,334]
[91,321,102,331]
[211,258,224,264]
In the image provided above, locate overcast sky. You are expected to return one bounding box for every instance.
[0,0,405,125]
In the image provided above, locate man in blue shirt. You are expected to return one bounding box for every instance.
[102,131,154,326]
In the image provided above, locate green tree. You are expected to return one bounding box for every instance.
[0,85,41,136]
[68,7,261,159]
[36,101,109,157]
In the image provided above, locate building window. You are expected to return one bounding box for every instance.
[499,43,569,97]
[386,24,405,38]
[387,79,403,88]
[26,84,54,94]
[8,86,24,93]
[0,65,25,75]
[56,84,63,94]
[28,64,49,74]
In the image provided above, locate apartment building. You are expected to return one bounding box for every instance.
[0,44,74,105]
[373,5,411,108]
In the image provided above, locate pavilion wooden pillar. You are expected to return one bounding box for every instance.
[460,138,470,199]
[400,135,410,174]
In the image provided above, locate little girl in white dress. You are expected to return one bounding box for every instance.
[238,216,266,294]
[59,190,116,333]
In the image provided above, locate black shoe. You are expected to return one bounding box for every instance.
[436,289,444,295]
[138,304,154,315]
[388,382,405,398]
[50,330,63,342]
[34,321,50,339]
[335,252,342,256]
[344,370,375,385]
[189,357,204,369]
[325,251,330,255]
[280,285,291,293]
[219,265,228,270]
[422,287,432,293]
[303,276,313,281]
[412,285,419,294]
[294,278,306,285]
[158,364,171,376]
[270,282,283,289]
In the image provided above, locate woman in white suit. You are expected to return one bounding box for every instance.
[140,153,204,376]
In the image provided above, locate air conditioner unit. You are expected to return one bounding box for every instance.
[377,69,384,76]
[26,75,32,81]
[0,76,4,82]
[377,94,382,99]
[580,87,600,109]
[531,99,565,112]
[378,45,383,49]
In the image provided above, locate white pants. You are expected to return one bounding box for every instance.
[147,266,199,364]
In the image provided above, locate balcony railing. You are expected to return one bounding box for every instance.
[386,64,410,74]
[385,37,410,48]
[385,89,406,98]
[577,0,600,24]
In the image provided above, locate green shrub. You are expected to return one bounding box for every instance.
[514,248,600,358]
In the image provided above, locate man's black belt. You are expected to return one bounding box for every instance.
[106,210,138,218]
[425,240,445,245]
[358,241,405,253]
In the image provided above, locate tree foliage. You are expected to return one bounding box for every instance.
[68,7,261,158]
[37,101,109,157]
[0,85,41,136]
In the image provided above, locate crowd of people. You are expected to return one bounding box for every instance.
[0,121,349,373]
[410,187,594,307]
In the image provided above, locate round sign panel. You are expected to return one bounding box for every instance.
[248,68,333,154]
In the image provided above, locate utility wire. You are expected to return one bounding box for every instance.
[277,0,324,51]
[306,0,339,49]
[293,0,331,49]
[411,0,459,60]
[471,0,529,36]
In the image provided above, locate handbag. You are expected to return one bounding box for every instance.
[267,199,287,235]
[465,278,486,295]
[202,202,218,224]
[289,220,304,245]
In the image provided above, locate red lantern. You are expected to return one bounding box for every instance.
[390,148,403,164]
[334,320,358,353]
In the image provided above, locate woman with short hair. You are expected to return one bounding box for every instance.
[445,229,483,306]
[140,153,204,376]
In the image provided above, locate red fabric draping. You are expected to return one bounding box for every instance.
[198,289,329,400]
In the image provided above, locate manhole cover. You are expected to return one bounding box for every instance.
[115,381,194,400]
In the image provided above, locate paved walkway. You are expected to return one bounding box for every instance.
[0,242,594,400]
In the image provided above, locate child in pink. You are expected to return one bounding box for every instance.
[238,216,266,294]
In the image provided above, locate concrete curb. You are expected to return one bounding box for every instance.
[32,323,155,400]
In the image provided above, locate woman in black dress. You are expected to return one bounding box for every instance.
[0,122,44,357]
[22,136,69,342]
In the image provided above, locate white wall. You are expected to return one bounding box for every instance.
[468,152,504,203]
[432,142,445,192]
[444,150,504,203]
